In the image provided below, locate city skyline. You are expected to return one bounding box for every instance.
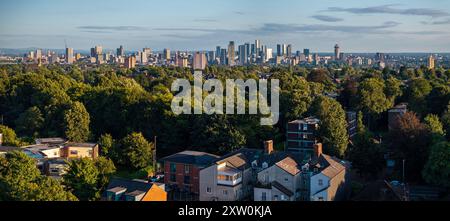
[1,0,450,52]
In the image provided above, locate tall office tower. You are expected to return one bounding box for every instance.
[90,48,95,57]
[255,39,261,55]
[227,41,235,66]
[303,49,310,57]
[334,44,340,60]
[49,53,59,64]
[29,51,35,59]
[95,45,103,56]
[66,48,74,64]
[125,56,136,69]
[376,52,385,62]
[143,48,151,55]
[265,48,273,61]
[75,53,81,61]
[35,49,42,61]
[163,48,171,60]
[220,49,227,65]
[207,51,215,63]
[286,117,320,153]
[427,55,435,69]
[250,44,255,55]
[287,44,293,57]
[193,52,207,70]
[141,51,148,64]
[238,45,248,65]
[117,45,125,57]
[277,44,282,56]
[215,46,221,59]
[282,44,287,56]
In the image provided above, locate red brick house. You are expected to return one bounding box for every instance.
[161,151,219,195]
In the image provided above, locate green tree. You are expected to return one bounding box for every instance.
[0,151,77,201]
[0,125,20,146]
[358,78,392,115]
[94,157,116,192]
[63,101,90,142]
[422,141,450,188]
[312,96,349,157]
[347,131,384,178]
[385,76,402,103]
[63,158,100,201]
[424,114,445,136]
[98,134,114,157]
[14,106,44,138]
[119,132,154,170]
[406,78,432,115]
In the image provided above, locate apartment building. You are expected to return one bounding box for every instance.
[286,117,320,153]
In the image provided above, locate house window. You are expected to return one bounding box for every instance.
[170,163,177,173]
[303,124,308,131]
[70,150,78,155]
[318,179,323,186]
[206,187,212,194]
[184,176,190,184]
[88,150,93,156]
[184,165,191,174]
[223,190,228,195]
[281,195,287,201]
[170,174,176,182]
[261,192,267,201]
[284,177,289,182]
[274,195,278,201]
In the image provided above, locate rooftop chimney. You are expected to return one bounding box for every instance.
[264,140,274,155]
[313,143,323,158]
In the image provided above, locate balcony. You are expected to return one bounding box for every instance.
[217,166,242,186]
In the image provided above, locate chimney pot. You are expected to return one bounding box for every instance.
[264,140,274,154]
[314,143,323,158]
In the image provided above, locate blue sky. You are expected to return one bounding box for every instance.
[1,0,450,52]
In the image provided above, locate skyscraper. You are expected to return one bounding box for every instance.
[255,39,261,55]
[117,45,125,57]
[334,44,340,60]
[125,55,136,69]
[238,45,248,65]
[220,49,227,65]
[163,48,171,60]
[303,49,310,57]
[95,45,103,57]
[277,44,282,56]
[287,44,292,57]
[227,41,235,66]
[66,48,74,64]
[427,55,435,69]
[193,52,207,70]
[215,46,221,59]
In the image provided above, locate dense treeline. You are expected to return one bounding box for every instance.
[1,64,450,194]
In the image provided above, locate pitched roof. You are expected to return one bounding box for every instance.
[104,178,154,200]
[65,142,97,148]
[161,150,220,167]
[272,181,294,197]
[275,157,301,176]
[0,146,21,152]
[318,155,346,179]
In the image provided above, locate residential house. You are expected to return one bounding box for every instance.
[61,142,99,159]
[200,140,311,201]
[35,137,67,145]
[307,143,350,201]
[44,158,68,178]
[104,178,167,201]
[161,151,220,196]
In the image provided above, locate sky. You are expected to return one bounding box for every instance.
[1,0,450,52]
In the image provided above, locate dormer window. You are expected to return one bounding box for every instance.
[262,162,268,169]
